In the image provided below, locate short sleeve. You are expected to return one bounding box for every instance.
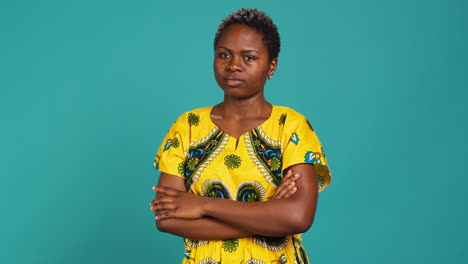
[282,116,332,192]
[153,113,189,179]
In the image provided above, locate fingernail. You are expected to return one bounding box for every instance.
[155,216,159,220]
[294,174,300,177]
[290,181,295,185]
[293,187,297,191]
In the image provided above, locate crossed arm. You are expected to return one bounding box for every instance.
[149,163,318,240]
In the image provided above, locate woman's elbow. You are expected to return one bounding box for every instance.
[289,211,315,233]
[156,219,170,233]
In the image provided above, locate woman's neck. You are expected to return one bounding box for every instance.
[217,94,271,119]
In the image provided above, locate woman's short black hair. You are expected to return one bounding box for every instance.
[214,8,280,60]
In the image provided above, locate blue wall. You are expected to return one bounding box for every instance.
[1,0,467,263]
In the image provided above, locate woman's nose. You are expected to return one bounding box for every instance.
[226,56,242,72]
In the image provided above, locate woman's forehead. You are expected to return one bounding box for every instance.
[216,24,266,51]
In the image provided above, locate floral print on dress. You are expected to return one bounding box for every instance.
[236,181,266,202]
[279,114,286,125]
[154,106,331,264]
[184,129,227,189]
[197,258,218,264]
[163,137,180,151]
[252,235,288,251]
[246,259,266,264]
[201,180,232,199]
[224,154,241,169]
[222,239,239,252]
[188,113,200,126]
[246,127,282,186]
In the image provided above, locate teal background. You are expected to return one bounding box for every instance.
[1,0,467,263]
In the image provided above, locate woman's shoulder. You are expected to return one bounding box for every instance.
[273,105,308,122]
[171,106,213,127]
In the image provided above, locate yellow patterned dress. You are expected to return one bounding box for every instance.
[154,105,331,264]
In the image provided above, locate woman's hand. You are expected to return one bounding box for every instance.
[151,186,208,220]
[272,170,300,199]
[149,171,300,215]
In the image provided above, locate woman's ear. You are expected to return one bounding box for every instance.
[268,58,278,78]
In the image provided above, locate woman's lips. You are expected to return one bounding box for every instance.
[225,78,244,87]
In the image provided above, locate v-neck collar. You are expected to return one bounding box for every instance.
[208,105,276,140]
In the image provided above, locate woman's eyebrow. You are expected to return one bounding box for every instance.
[217,46,260,54]
[240,49,260,54]
[217,46,232,52]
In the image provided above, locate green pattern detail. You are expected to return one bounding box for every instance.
[306,119,314,131]
[224,154,241,170]
[172,138,180,148]
[222,239,239,253]
[279,114,286,125]
[153,157,159,170]
[188,113,200,126]
[177,162,185,176]
[292,237,310,264]
[187,157,199,170]
[317,174,325,191]
[269,156,281,171]
[246,193,258,202]
[254,140,261,146]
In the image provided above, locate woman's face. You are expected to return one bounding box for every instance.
[214,24,277,99]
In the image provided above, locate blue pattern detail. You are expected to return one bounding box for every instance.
[203,180,231,199]
[184,249,191,259]
[290,133,300,145]
[304,151,322,165]
[280,254,288,263]
[184,129,224,189]
[249,128,282,186]
[236,182,265,202]
[163,139,172,151]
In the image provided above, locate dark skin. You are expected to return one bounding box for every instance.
[149,24,318,239]
[151,170,300,240]
[212,23,277,138]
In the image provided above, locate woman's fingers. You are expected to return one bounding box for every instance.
[155,210,174,220]
[274,181,296,199]
[150,185,179,211]
[149,200,156,211]
[154,201,176,211]
[154,185,179,195]
[149,195,175,211]
[275,181,295,198]
[284,186,298,199]
[150,196,177,212]
[273,173,300,199]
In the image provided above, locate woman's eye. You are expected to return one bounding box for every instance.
[219,52,230,58]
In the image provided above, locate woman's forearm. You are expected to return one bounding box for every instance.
[152,164,318,238]
[198,165,318,236]
[153,165,317,237]
[202,196,315,236]
[156,216,254,240]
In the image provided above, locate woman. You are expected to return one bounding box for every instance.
[150,8,331,264]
